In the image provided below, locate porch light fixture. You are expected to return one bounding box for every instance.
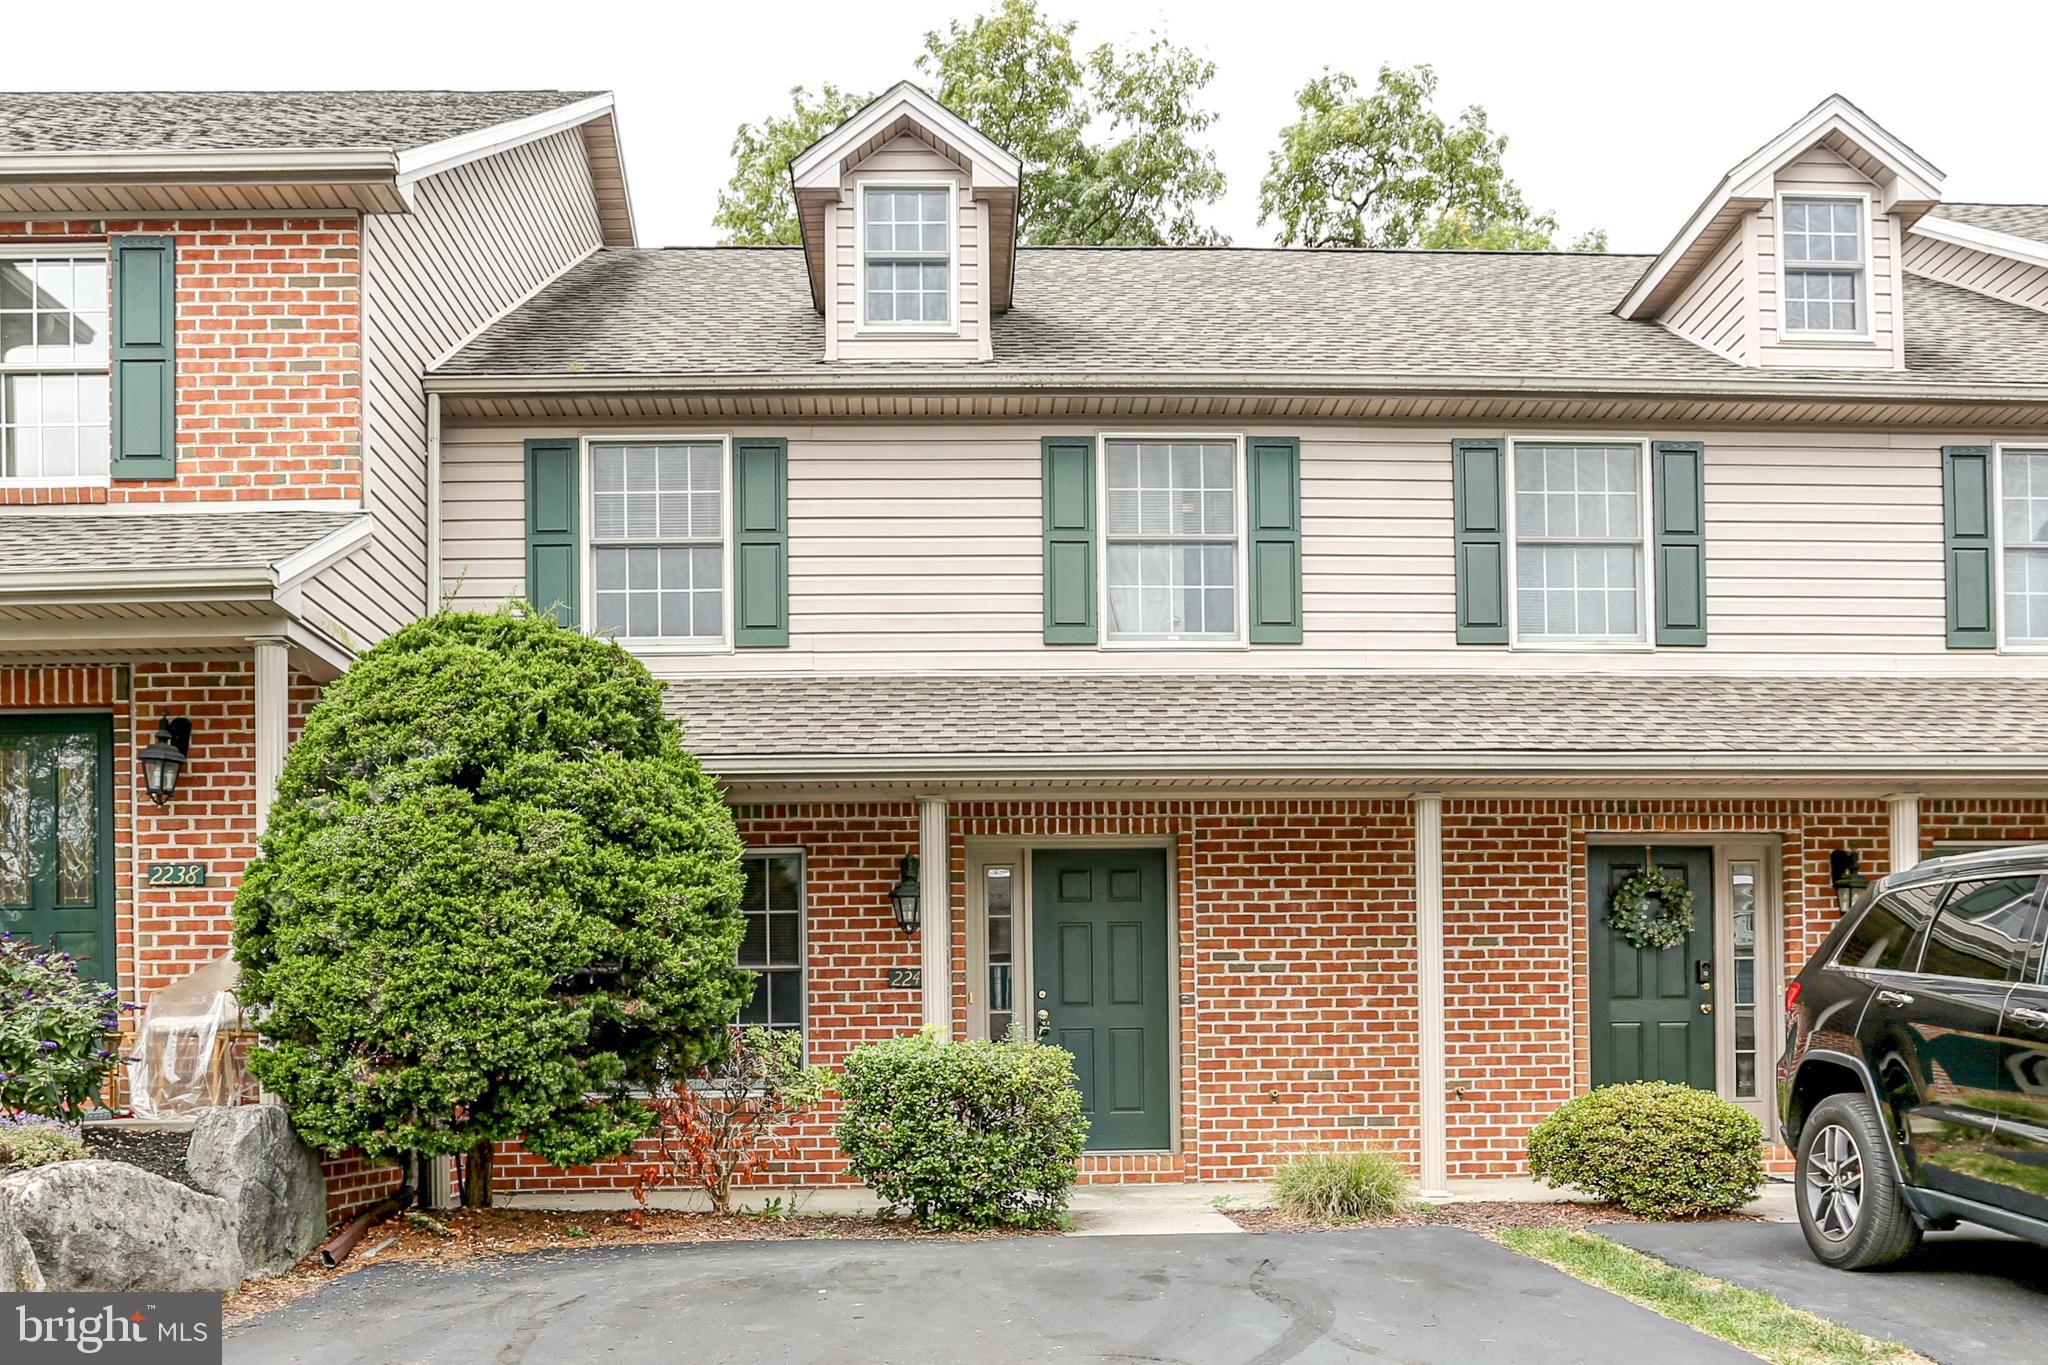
[1829,848,1870,916]
[889,855,922,935]
[139,718,193,806]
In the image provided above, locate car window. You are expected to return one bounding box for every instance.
[1918,876,2044,983]
[1834,884,1943,973]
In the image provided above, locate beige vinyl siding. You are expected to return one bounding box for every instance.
[1755,147,1903,370]
[827,134,988,363]
[1661,230,1750,362]
[441,417,2048,676]
[301,126,603,649]
[1903,231,2048,313]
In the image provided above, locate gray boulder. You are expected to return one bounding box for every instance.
[0,1160,244,1292]
[185,1105,327,1276]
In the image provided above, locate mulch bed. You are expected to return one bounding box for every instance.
[80,1125,200,1191]
[226,1205,1051,1327]
[1225,1200,1761,1235]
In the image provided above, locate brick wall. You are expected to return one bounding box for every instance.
[320,1151,406,1223]
[0,217,360,506]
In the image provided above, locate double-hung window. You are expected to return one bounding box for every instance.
[862,186,951,327]
[1103,436,1243,644]
[2000,447,2048,647]
[1511,441,1648,644]
[736,852,803,1036]
[589,439,726,645]
[0,251,110,482]
[1780,197,1865,335]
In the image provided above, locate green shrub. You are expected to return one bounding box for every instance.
[233,606,752,1205]
[0,1117,87,1172]
[1270,1146,1412,1221]
[1527,1082,1764,1217]
[0,935,123,1120]
[836,1031,1088,1230]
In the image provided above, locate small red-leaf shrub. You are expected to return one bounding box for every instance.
[632,1026,829,1215]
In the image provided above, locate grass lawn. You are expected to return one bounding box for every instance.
[1497,1228,1929,1365]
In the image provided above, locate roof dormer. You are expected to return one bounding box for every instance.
[1619,95,1944,370]
[790,81,1021,363]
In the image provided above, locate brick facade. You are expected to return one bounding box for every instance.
[0,217,360,505]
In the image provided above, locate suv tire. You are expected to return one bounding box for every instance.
[1796,1093,1921,1269]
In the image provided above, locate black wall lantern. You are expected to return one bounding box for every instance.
[1829,848,1870,916]
[139,718,193,806]
[889,854,922,935]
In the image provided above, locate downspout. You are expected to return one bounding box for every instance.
[424,391,442,614]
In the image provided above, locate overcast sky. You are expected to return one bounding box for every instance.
[58,0,2048,253]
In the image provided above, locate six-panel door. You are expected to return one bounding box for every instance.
[1589,845,1716,1091]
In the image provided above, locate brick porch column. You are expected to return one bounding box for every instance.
[251,636,290,830]
[918,795,950,1037]
[1414,792,1448,1198]
[1886,794,1921,875]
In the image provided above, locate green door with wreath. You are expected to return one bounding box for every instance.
[1589,845,1714,1091]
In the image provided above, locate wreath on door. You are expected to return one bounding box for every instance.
[1604,865,1696,951]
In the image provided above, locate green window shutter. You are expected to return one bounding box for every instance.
[1943,444,1995,649]
[110,236,177,480]
[1452,438,1508,644]
[1247,436,1304,644]
[733,437,790,647]
[524,438,579,626]
[1042,436,1096,644]
[1652,441,1708,646]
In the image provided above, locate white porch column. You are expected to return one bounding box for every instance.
[251,637,291,830]
[1887,794,1922,876]
[918,796,951,1037]
[1414,793,1449,1198]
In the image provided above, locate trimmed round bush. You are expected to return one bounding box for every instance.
[836,1031,1088,1229]
[0,934,123,1120]
[1271,1146,1412,1222]
[233,606,752,1203]
[1527,1082,1764,1217]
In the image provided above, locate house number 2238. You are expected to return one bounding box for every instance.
[146,862,209,888]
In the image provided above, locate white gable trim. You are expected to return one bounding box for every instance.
[790,82,1019,192]
[1618,94,1944,321]
[395,93,618,188]
[1911,215,2048,273]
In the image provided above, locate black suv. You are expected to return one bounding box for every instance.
[1780,844,2048,1268]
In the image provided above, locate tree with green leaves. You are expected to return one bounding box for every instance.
[713,84,873,245]
[1260,65,1603,252]
[233,607,752,1207]
[713,0,1226,247]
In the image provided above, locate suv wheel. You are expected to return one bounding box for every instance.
[1796,1093,1921,1269]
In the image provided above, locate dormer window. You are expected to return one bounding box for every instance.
[1781,196,1867,335]
[861,186,953,329]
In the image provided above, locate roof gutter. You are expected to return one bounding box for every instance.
[423,367,2048,409]
[0,146,398,185]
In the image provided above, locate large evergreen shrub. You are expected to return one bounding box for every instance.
[233,607,751,1204]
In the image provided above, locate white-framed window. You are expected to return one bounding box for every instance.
[736,851,804,1036]
[859,184,954,329]
[1779,195,1868,336]
[0,248,111,483]
[1099,434,1247,646]
[1509,439,1651,646]
[585,436,732,650]
[1997,445,2048,648]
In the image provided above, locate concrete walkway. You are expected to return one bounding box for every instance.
[229,1228,1759,1365]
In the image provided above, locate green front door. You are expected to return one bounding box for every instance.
[1589,845,1715,1090]
[0,715,115,984]
[1032,849,1171,1151]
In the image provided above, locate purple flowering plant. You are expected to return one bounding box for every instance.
[0,935,122,1119]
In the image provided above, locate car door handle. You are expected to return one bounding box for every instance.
[2011,1006,2048,1027]
[1876,989,1915,1007]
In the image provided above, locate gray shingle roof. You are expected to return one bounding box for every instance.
[660,674,2048,779]
[0,91,599,155]
[1928,203,2048,245]
[0,510,365,577]
[434,246,2048,389]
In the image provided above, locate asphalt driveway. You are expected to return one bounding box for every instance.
[228,1227,1757,1365]
[1605,1220,2048,1363]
